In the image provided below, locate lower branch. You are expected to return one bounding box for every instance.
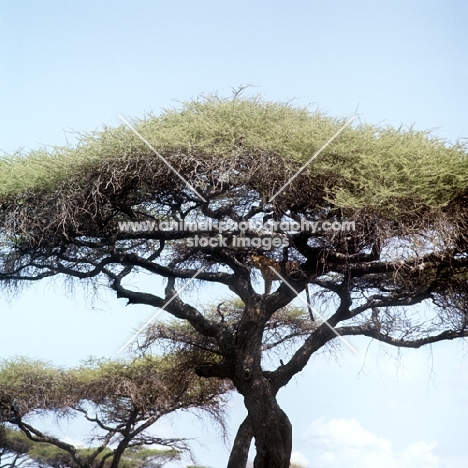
[8,417,83,468]
[339,324,468,348]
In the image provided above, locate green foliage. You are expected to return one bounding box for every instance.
[0,426,180,468]
[0,425,34,454]
[1,94,466,215]
[0,357,69,413]
[0,356,228,468]
[0,354,228,417]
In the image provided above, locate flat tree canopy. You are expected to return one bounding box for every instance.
[0,426,181,468]
[0,356,229,468]
[1,93,468,468]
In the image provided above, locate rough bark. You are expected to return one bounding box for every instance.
[227,384,292,468]
[247,383,292,468]
[230,298,293,468]
[227,416,253,468]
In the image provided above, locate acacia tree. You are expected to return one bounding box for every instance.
[0,426,179,468]
[1,94,468,467]
[0,356,229,468]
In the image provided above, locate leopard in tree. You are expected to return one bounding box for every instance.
[250,254,304,295]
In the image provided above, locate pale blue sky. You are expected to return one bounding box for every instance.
[1,1,468,467]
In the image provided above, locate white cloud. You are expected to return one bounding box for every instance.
[290,451,309,467]
[303,418,445,468]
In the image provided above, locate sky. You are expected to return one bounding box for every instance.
[1,1,468,467]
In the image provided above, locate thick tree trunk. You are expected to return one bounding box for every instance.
[243,379,292,468]
[229,299,293,468]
